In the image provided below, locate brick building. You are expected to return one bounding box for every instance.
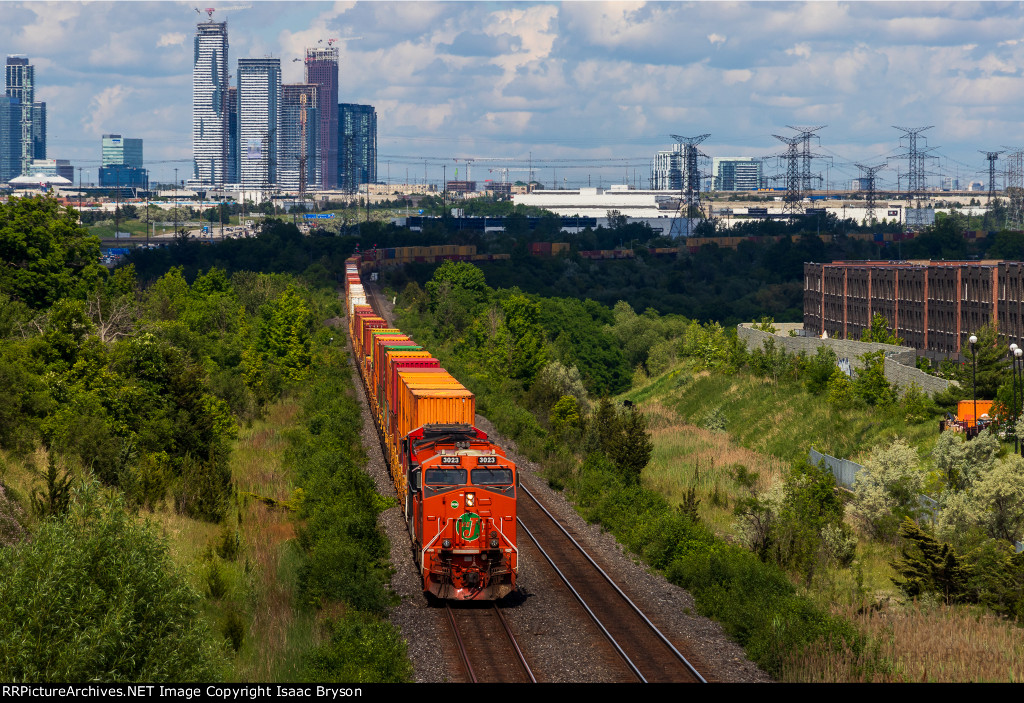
[804,260,1024,361]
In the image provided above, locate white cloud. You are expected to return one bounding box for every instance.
[786,43,811,59]
[82,85,134,137]
[158,32,186,47]
[707,33,726,45]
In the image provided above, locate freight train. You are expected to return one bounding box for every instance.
[344,258,518,600]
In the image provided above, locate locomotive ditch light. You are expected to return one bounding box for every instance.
[489,537,499,549]
[442,539,452,549]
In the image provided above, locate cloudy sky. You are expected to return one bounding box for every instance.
[5,0,1024,190]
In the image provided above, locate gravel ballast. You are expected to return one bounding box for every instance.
[347,290,772,683]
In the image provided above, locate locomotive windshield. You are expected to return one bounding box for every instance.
[424,468,467,485]
[471,468,514,485]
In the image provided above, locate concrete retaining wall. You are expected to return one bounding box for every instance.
[738,323,955,396]
[883,357,955,395]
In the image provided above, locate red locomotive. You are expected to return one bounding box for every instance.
[345,258,518,600]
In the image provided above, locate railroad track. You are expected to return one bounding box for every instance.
[517,483,707,683]
[445,602,537,683]
[359,280,706,683]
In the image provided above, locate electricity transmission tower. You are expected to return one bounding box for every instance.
[772,126,827,215]
[773,134,804,215]
[1003,146,1024,228]
[890,126,937,204]
[980,150,1005,204]
[790,125,827,193]
[855,163,886,225]
[670,133,710,237]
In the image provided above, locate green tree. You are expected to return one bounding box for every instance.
[0,195,105,308]
[853,351,897,407]
[851,438,924,540]
[826,367,857,408]
[804,346,839,395]
[860,312,903,345]
[892,517,974,604]
[550,395,582,436]
[958,323,1005,398]
[259,285,313,381]
[0,487,226,681]
[490,292,546,384]
[772,460,850,583]
[586,401,653,486]
[425,261,490,336]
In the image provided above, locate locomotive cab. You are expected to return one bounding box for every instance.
[405,424,518,600]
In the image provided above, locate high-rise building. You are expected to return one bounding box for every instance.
[712,157,762,191]
[237,58,281,189]
[305,46,338,189]
[30,102,44,160]
[0,96,21,183]
[226,87,238,184]
[99,134,147,189]
[280,84,318,192]
[338,103,376,192]
[192,21,229,186]
[651,145,682,190]
[5,56,46,175]
[102,134,143,168]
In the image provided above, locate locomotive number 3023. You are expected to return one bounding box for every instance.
[441,456,461,465]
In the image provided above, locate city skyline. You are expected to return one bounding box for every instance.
[4,1,1024,189]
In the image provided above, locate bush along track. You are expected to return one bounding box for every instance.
[390,262,873,680]
[287,345,413,682]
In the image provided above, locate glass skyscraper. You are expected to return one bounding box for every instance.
[338,103,376,192]
[305,46,338,189]
[237,58,281,189]
[5,56,46,176]
[102,134,143,168]
[100,134,147,190]
[280,84,318,192]
[0,96,21,183]
[192,21,229,186]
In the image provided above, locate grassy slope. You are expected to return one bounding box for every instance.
[623,363,1024,682]
[623,365,939,467]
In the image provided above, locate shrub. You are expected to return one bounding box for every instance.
[300,614,413,683]
[0,487,226,681]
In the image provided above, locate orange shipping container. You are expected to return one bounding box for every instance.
[957,399,994,425]
[399,387,475,442]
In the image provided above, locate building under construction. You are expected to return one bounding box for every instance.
[804,260,1024,360]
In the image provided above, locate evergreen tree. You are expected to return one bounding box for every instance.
[958,323,1006,398]
[892,517,974,604]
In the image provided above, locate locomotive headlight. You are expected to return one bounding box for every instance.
[465,492,476,508]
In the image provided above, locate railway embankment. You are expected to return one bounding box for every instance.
[364,280,770,682]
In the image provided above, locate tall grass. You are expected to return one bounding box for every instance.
[642,400,786,534]
[644,365,939,466]
[782,600,1024,682]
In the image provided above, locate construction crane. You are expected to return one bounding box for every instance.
[194,5,251,21]
[453,157,476,182]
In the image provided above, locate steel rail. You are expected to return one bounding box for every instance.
[444,602,477,683]
[516,516,648,682]
[492,603,537,683]
[519,483,708,683]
